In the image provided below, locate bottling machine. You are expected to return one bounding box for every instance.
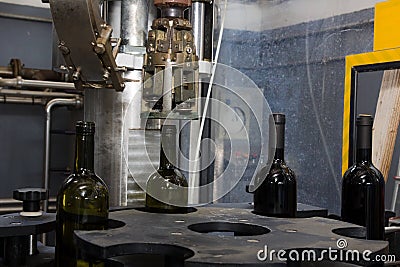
[0,0,398,266]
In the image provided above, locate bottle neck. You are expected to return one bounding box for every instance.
[159,126,176,170]
[356,124,372,163]
[274,148,284,161]
[274,123,285,161]
[74,133,95,173]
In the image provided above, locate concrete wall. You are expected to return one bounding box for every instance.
[223,0,384,31]
[219,8,378,213]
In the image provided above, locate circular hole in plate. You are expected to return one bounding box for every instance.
[107,219,126,230]
[188,222,270,237]
[135,207,197,214]
[332,227,365,239]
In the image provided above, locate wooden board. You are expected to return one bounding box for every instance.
[372,69,400,182]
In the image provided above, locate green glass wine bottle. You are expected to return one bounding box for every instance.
[145,125,189,213]
[55,121,109,267]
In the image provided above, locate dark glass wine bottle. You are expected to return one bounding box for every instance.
[145,125,188,213]
[253,113,297,217]
[341,114,385,240]
[55,121,109,267]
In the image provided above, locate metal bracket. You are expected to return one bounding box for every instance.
[49,0,125,91]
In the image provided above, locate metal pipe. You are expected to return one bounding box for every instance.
[0,67,13,77]
[191,2,205,60]
[121,0,149,47]
[162,62,173,113]
[0,96,45,105]
[43,98,82,212]
[187,1,206,204]
[0,12,52,23]
[85,0,149,207]
[0,89,79,98]
[107,0,122,38]
[0,77,75,90]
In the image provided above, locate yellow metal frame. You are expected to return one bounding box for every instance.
[374,0,400,51]
[342,48,400,175]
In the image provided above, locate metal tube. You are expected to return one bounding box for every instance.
[0,77,75,90]
[191,2,205,60]
[0,96,45,105]
[163,62,173,113]
[43,98,82,212]
[107,0,122,38]
[0,67,13,77]
[84,0,149,207]
[0,12,53,23]
[121,0,149,47]
[0,89,79,98]
[187,1,206,204]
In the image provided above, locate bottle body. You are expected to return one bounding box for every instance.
[341,114,385,240]
[341,163,385,239]
[254,159,297,217]
[145,168,188,212]
[145,125,188,212]
[253,113,297,217]
[55,121,109,267]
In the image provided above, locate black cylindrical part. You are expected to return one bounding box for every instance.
[273,113,285,149]
[3,236,29,267]
[22,201,40,212]
[356,114,373,149]
[355,114,373,163]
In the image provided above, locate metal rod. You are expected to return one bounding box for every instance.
[0,77,75,90]
[0,89,79,98]
[192,2,205,60]
[187,1,206,204]
[43,98,82,213]
[0,96,45,105]
[0,66,13,77]
[162,62,173,113]
[0,12,52,23]
[121,0,149,47]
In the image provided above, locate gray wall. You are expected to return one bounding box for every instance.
[219,8,384,214]
[0,3,82,199]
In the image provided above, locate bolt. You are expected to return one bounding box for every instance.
[72,71,80,81]
[58,45,70,55]
[103,71,110,80]
[94,43,106,54]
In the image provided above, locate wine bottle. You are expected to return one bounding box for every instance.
[341,114,385,240]
[55,121,109,267]
[145,125,188,213]
[253,113,297,217]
